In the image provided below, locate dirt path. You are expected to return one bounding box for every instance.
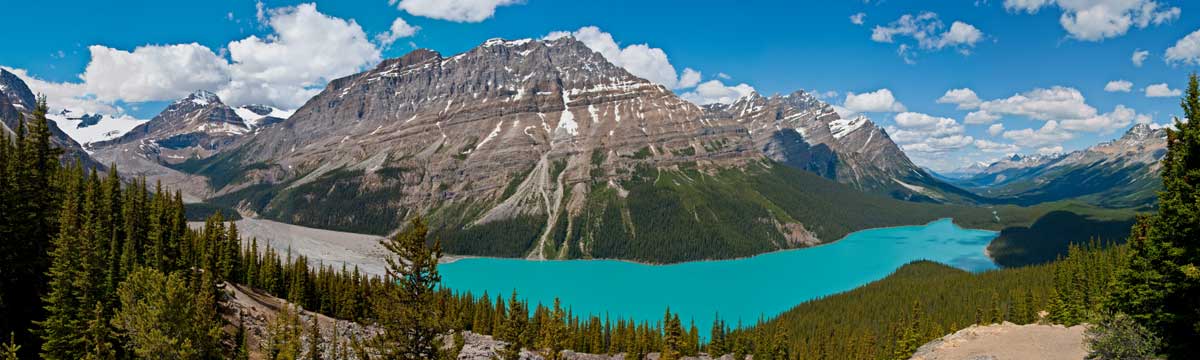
[911,322,1088,360]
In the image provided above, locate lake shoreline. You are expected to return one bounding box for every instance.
[443,217,1000,267]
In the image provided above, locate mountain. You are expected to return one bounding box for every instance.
[156,37,988,262]
[0,69,98,167]
[45,109,145,146]
[94,90,251,161]
[959,124,1167,208]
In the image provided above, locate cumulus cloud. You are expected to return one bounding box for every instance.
[1132,49,1149,67]
[937,88,981,109]
[6,3,382,113]
[871,12,986,62]
[974,139,1020,153]
[1038,145,1064,155]
[1166,29,1200,65]
[1,67,120,115]
[1059,104,1148,132]
[988,123,1005,136]
[82,43,230,103]
[1003,120,1074,147]
[1144,83,1181,97]
[974,86,1096,121]
[966,111,1002,125]
[376,17,420,47]
[678,68,702,89]
[546,26,700,90]
[221,3,381,108]
[888,112,974,153]
[1104,80,1132,92]
[1003,0,1180,41]
[679,80,756,105]
[391,0,522,23]
[842,89,907,116]
[850,12,867,25]
[969,86,1147,132]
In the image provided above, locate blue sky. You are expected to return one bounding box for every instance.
[2,0,1199,170]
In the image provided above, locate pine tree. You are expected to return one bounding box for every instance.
[537,298,568,360]
[374,217,444,359]
[1109,73,1200,356]
[267,304,303,360]
[39,164,88,359]
[305,314,323,360]
[497,292,526,360]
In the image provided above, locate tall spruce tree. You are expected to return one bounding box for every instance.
[374,217,444,359]
[1108,73,1200,356]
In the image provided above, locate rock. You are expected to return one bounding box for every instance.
[910,322,1088,360]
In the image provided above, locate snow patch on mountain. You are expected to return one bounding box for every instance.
[47,110,145,147]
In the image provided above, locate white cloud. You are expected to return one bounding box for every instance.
[1003,0,1054,13]
[937,88,981,109]
[547,26,698,89]
[1059,104,1147,132]
[1003,120,1074,147]
[679,80,756,105]
[392,0,522,23]
[974,139,1020,153]
[1004,0,1180,41]
[843,89,907,115]
[977,86,1096,121]
[938,21,985,51]
[1038,145,1064,154]
[7,3,383,113]
[965,111,1001,124]
[716,72,731,79]
[1132,49,1149,67]
[871,12,986,62]
[1144,83,1181,97]
[1,66,119,115]
[988,123,1005,136]
[1104,80,1133,92]
[888,112,974,153]
[222,3,381,108]
[1166,29,1200,65]
[971,85,1148,133]
[850,12,867,25]
[678,68,702,89]
[82,43,230,103]
[376,17,420,47]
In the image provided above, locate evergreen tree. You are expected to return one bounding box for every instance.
[111,267,222,359]
[374,217,444,359]
[266,304,303,360]
[305,314,322,360]
[497,292,526,360]
[1108,73,1200,356]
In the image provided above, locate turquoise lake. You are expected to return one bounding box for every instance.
[440,218,997,330]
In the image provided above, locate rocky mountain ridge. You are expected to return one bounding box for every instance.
[105,37,982,262]
[956,123,1167,207]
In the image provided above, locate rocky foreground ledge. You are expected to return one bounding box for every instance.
[911,322,1088,360]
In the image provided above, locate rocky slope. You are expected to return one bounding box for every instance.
[958,124,1167,208]
[0,69,97,167]
[154,37,978,262]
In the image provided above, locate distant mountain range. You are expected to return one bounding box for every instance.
[945,123,1167,208]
